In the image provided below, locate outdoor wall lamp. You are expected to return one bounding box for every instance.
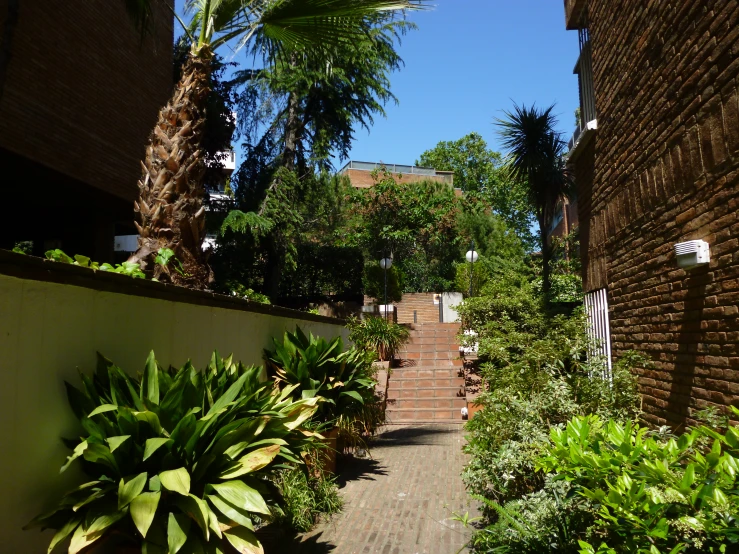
[465,242,479,297]
[380,257,393,322]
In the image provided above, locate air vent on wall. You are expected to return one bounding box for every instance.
[674,240,710,270]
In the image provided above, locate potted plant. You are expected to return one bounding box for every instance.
[264,328,377,473]
[26,351,321,553]
[346,316,410,367]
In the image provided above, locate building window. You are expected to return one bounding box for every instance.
[584,288,612,379]
[575,23,596,130]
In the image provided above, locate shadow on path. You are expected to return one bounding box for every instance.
[259,524,336,554]
[335,456,388,488]
[373,425,460,448]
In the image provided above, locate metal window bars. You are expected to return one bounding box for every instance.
[584,288,612,381]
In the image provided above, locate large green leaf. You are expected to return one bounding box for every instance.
[106,435,131,453]
[160,468,191,496]
[203,372,249,420]
[60,441,88,474]
[144,438,172,461]
[340,390,365,404]
[119,472,148,509]
[133,410,164,434]
[212,480,270,516]
[219,445,281,479]
[130,491,161,538]
[46,517,80,553]
[206,495,254,530]
[167,512,191,554]
[142,351,160,406]
[223,526,264,554]
[88,404,118,417]
[175,494,211,541]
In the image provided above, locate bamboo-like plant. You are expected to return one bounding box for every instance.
[26,351,321,553]
[125,0,426,288]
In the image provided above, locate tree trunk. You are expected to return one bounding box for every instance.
[282,91,300,172]
[128,49,213,289]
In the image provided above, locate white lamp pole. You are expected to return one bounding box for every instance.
[380,257,393,322]
[465,242,479,297]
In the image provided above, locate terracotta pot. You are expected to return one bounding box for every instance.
[467,401,484,419]
[317,427,340,475]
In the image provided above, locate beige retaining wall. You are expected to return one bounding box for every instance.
[0,252,348,551]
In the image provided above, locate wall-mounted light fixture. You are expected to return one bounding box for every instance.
[674,240,710,270]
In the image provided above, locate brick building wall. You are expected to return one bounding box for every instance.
[343,168,455,189]
[0,1,173,259]
[571,1,739,427]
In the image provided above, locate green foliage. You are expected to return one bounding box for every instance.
[274,466,343,532]
[417,133,535,248]
[347,315,410,361]
[227,282,272,304]
[363,262,403,303]
[26,351,321,553]
[45,249,146,279]
[12,240,32,254]
[265,327,376,424]
[539,412,739,553]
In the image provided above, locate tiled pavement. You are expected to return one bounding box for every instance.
[261,424,478,554]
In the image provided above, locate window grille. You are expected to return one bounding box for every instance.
[584,288,612,380]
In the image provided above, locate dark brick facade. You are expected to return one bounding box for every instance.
[0,1,173,259]
[569,1,739,427]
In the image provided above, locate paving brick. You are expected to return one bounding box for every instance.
[288,425,477,553]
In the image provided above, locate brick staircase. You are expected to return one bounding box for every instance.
[386,323,466,423]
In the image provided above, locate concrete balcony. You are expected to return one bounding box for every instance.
[565,0,588,30]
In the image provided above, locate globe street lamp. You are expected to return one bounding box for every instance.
[380,257,393,322]
[465,242,479,297]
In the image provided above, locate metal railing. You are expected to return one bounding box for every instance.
[338,161,455,185]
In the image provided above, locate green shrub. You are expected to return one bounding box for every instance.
[538,413,739,554]
[264,327,376,425]
[45,249,146,278]
[362,263,403,303]
[26,351,320,553]
[347,315,410,361]
[275,466,343,532]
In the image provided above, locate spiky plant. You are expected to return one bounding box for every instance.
[264,327,376,424]
[26,351,321,553]
[126,0,426,288]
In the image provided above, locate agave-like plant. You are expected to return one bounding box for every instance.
[26,351,321,554]
[264,328,376,424]
[346,315,410,362]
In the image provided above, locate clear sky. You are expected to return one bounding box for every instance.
[346,0,581,165]
[174,0,581,167]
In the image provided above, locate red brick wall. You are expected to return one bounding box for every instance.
[0,0,174,202]
[573,0,739,427]
[343,169,453,188]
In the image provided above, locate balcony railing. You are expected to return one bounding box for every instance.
[564,0,588,30]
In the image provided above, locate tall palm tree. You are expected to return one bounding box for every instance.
[496,104,573,297]
[126,0,424,288]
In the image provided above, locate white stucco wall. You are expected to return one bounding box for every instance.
[0,272,348,552]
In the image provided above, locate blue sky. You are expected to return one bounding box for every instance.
[175,0,581,167]
[348,0,581,165]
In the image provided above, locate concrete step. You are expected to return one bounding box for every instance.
[388,377,465,389]
[387,386,464,400]
[400,352,462,361]
[393,359,464,368]
[398,344,460,353]
[385,407,465,422]
[387,397,467,410]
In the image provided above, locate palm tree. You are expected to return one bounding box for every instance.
[126,0,424,289]
[496,104,573,297]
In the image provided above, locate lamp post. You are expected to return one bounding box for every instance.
[465,242,479,297]
[380,257,393,322]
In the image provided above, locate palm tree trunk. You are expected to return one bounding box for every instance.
[129,49,213,288]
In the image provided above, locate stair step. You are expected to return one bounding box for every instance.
[385,407,464,421]
[387,398,467,409]
[390,368,461,378]
[399,344,461,353]
[387,386,464,399]
[388,377,465,388]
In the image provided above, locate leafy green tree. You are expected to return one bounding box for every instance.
[125,0,424,288]
[346,170,461,292]
[417,133,535,248]
[496,104,573,297]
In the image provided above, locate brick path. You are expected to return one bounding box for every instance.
[262,424,477,554]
